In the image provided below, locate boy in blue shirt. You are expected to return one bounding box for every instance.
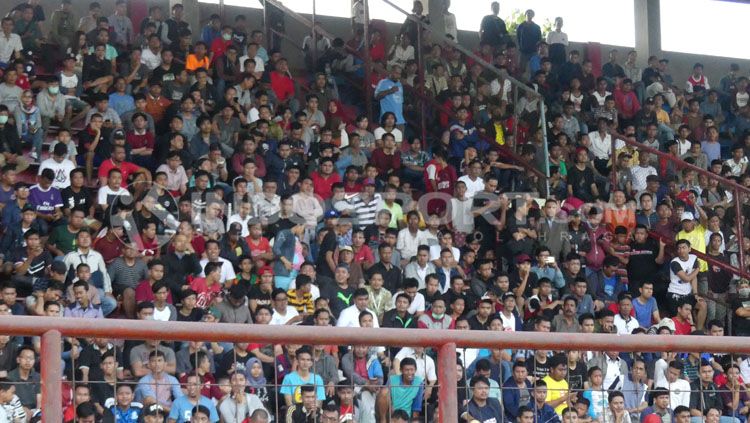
[280,346,326,407]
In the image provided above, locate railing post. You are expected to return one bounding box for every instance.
[363,0,372,123]
[736,187,745,273]
[610,132,617,193]
[417,18,426,143]
[539,100,550,197]
[311,0,317,71]
[437,342,458,423]
[41,330,62,423]
[262,0,268,50]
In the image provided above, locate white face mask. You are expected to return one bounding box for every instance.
[0,115,7,125]
[48,86,59,95]
[740,288,750,297]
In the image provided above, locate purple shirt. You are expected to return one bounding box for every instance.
[28,184,63,214]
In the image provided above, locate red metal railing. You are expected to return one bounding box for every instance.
[9,316,750,423]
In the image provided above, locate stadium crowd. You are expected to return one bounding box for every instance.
[0,0,750,422]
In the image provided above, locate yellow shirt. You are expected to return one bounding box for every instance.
[543,375,569,415]
[676,225,708,272]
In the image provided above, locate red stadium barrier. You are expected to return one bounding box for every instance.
[6,316,750,423]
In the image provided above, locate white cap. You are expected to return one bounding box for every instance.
[656,317,676,332]
[680,211,694,221]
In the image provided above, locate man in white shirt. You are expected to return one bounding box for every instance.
[391,278,425,315]
[666,360,691,408]
[442,0,457,41]
[337,289,380,328]
[0,18,22,65]
[396,211,429,263]
[269,288,301,325]
[199,240,236,286]
[613,294,639,334]
[630,152,657,193]
[457,160,485,198]
[63,229,113,298]
[140,35,162,71]
[39,143,76,190]
[394,346,437,385]
[239,42,265,78]
[403,246,436,290]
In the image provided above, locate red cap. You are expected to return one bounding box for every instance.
[258,266,274,276]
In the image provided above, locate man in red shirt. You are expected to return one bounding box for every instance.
[125,112,156,169]
[97,144,152,187]
[423,149,457,216]
[209,25,234,63]
[310,157,342,201]
[370,133,401,180]
[270,58,295,105]
[672,301,694,335]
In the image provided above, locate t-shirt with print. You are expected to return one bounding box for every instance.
[28,185,63,215]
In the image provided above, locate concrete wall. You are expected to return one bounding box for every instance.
[19,0,750,84]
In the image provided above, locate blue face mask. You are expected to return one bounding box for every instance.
[0,116,8,125]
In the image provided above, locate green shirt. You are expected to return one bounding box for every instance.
[48,225,78,255]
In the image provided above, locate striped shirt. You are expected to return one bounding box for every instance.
[287,289,314,314]
[352,194,380,228]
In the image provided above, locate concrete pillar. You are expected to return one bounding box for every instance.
[647,0,662,56]
[633,0,648,66]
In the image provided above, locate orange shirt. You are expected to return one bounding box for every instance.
[186,54,210,72]
[603,206,636,236]
[144,95,171,123]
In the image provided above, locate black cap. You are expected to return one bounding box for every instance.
[112,129,125,139]
[13,182,29,190]
[21,204,35,213]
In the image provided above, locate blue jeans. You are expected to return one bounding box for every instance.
[97,288,117,316]
[21,130,44,158]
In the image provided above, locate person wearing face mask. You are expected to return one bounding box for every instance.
[36,77,66,135]
[732,279,750,337]
[209,25,234,64]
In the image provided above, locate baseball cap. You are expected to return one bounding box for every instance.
[143,404,165,416]
[203,307,222,320]
[339,245,353,253]
[680,211,694,221]
[21,204,35,213]
[514,254,532,264]
[501,292,516,302]
[656,317,676,332]
[228,222,243,235]
[112,129,126,139]
[258,266,274,276]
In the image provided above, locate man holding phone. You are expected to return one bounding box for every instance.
[532,246,566,290]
